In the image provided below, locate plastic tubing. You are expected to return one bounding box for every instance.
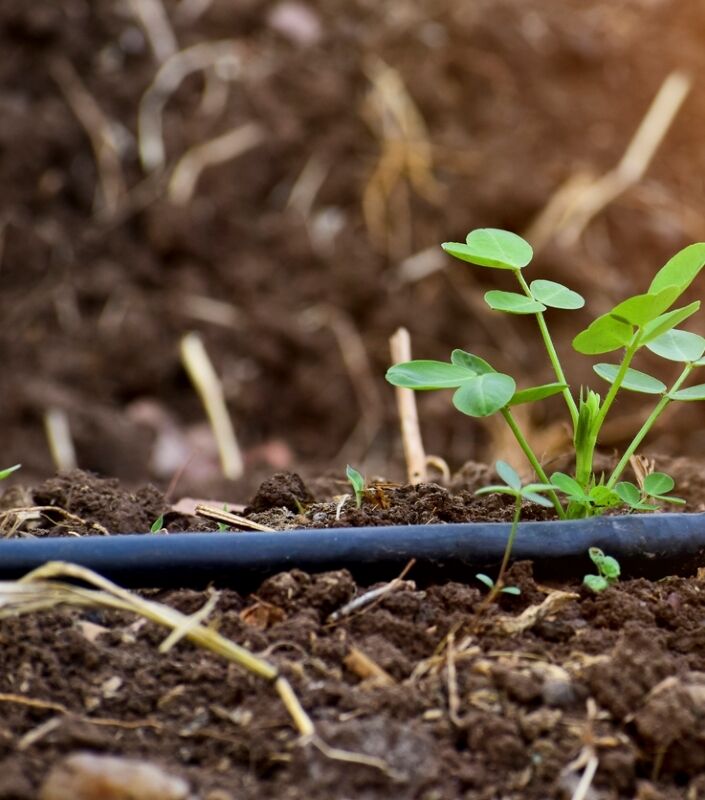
[1,512,704,588]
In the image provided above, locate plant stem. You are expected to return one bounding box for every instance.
[575,336,640,488]
[500,407,566,518]
[514,270,579,428]
[486,494,522,604]
[607,363,693,488]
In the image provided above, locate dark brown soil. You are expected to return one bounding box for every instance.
[1,467,705,798]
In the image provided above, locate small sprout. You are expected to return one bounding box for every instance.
[474,461,559,604]
[0,464,21,481]
[475,573,520,596]
[583,547,621,593]
[386,228,705,520]
[346,465,365,509]
[150,515,165,533]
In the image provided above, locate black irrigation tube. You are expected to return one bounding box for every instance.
[1,513,705,588]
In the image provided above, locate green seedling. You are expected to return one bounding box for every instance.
[387,228,705,519]
[475,460,558,602]
[0,464,21,481]
[150,514,165,533]
[346,464,366,508]
[583,547,621,592]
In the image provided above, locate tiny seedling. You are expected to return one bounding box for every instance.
[150,514,165,533]
[0,464,20,481]
[474,460,558,602]
[583,547,621,592]
[387,228,705,519]
[346,465,366,509]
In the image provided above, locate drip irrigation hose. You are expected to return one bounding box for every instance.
[1,513,704,588]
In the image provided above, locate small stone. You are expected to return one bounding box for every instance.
[39,753,191,800]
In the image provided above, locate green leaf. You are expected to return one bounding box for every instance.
[588,485,622,508]
[668,383,705,401]
[593,364,666,394]
[452,373,516,417]
[643,472,675,496]
[501,586,521,596]
[522,491,555,507]
[509,382,567,406]
[614,481,641,507]
[386,360,474,389]
[475,573,495,589]
[646,329,705,362]
[640,302,700,344]
[0,464,21,481]
[522,483,561,494]
[529,279,585,310]
[450,350,495,374]
[346,465,365,502]
[584,575,609,593]
[608,287,680,327]
[655,495,686,506]
[648,242,705,297]
[496,460,521,490]
[443,228,533,270]
[572,314,633,355]
[475,485,518,497]
[150,515,165,533]
[550,472,590,502]
[484,290,545,315]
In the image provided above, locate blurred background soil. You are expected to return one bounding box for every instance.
[2,0,705,499]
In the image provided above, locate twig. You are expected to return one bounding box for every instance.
[138,40,243,172]
[43,408,78,472]
[168,122,264,204]
[527,70,691,250]
[0,506,109,537]
[327,558,415,623]
[195,503,274,532]
[389,328,427,484]
[127,0,177,63]
[51,58,127,217]
[180,332,243,481]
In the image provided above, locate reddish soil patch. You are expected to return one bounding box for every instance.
[1,468,705,798]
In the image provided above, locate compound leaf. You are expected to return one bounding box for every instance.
[649,242,705,297]
[509,382,567,406]
[529,279,585,309]
[450,349,496,374]
[573,314,633,355]
[484,290,545,314]
[452,373,516,417]
[668,383,705,401]
[593,364,666,394]
[442,228,533,270]
[646,329,705,362]
[386,360,475,389]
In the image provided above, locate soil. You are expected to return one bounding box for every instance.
[1,467,705,798]
[4,1,705,797]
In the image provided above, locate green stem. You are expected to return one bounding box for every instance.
[607,363,693,488]
[500,407,566,518]
[515,270,579,428]
[576,336,640,487]
[486,494,522,604]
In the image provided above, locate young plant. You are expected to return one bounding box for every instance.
[583,547,621,592]
[0,464,20,481]
[150,514,165,533]
[346,464,366,509]
[475,461,558,602]
[386,228,705,519]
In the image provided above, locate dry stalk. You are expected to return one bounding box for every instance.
[180,332,243,480]
[168,122,264,205]
[0,561,314,737]
[51,58,127,217]
[389,328,427,484]
[527,70,691,251]
[0,506,109,538]
[361,57,443,257]
[138,40,243,172]
[127,0,178,63]
[327,559,415,623]
[43,408,77,472]
[195,503,274,532]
